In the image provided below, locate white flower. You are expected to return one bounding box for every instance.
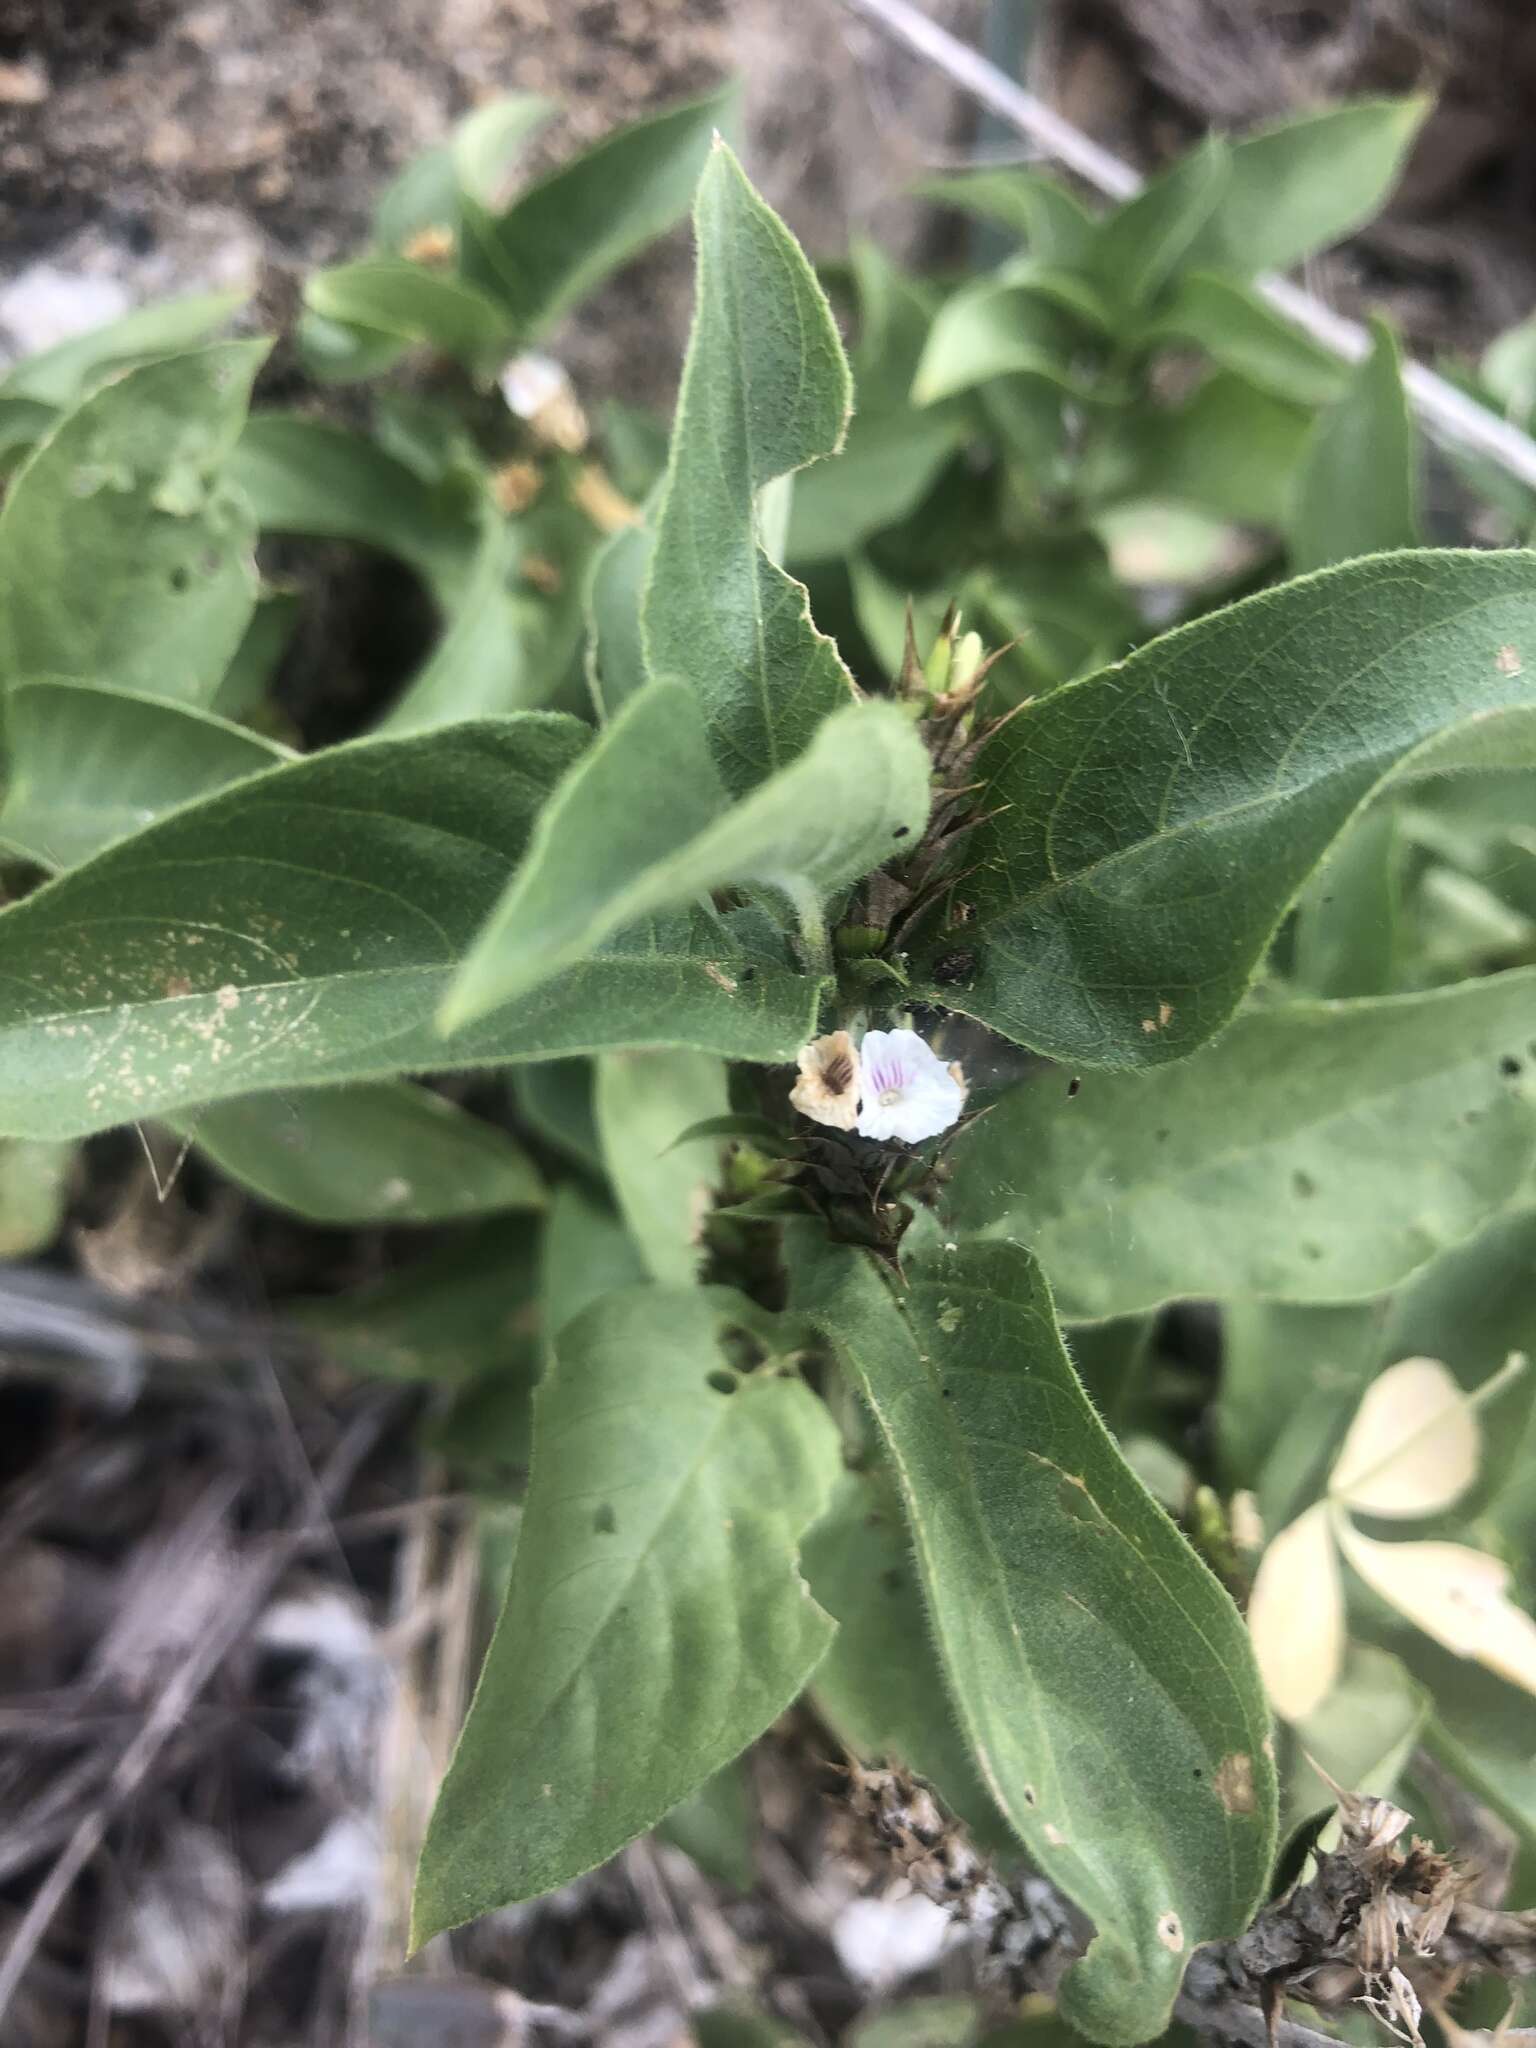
[856,1028,966,1144]
[790,1030,861,1131]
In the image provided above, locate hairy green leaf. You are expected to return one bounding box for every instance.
[802,1466,1011,1848]
[1289,319,1419,572]
[643,143,856,793]
[443,681,927,1026]
[461,86,734,337]
[948,973,1536,1320]
[797,1238,1276,2044]
[186,1082,543,1224]
[0,679,286,869]
[0,343,267,703]
[0,720,820,1140]
[923,551,1536,1066]
[411,1286,839,1937]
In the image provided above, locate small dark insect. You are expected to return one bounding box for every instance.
[892,824,911,839]
[932,947,977,984]
[1066,1076,1081,1098]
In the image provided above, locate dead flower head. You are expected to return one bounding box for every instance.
[790,1030,861,1132]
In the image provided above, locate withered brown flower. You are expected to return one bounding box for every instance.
[790,1030,861,1131]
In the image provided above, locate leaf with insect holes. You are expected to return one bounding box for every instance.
[642,142,858,794]
[0,718,823,1142]
[947,971,1536,1320]
[921,552,1536,1068]
[0,343,267,705]
[794,1235,1276,2046]
[411,1284,840,1939]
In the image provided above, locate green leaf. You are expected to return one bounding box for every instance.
[586,519,654,718]
[0,719,821,1140]
[923,550,1536,1067]
[912,272,1104,406]
[802,1466,1011,1848]
[185,1082,543,1223]
[796,1238,1276,2045]
[1144,273,1348,406]
[1091,139,1229,309]
[1107,371,1310,526]
[947,973,1536,1320]
[595,1048,727,1284]
[1289,319,1420,572]
[0,679,285,870]
[0,343,267,704]
[849,1999,986,2048]
[1483,315,1536,429]
[1285,1645,1426,1831]
[642,142,856,795]
[655,1761,756,1891]
[1223,1203,1536,1520]
[1291,801,1403,998]
[212,588,302,720]
[1179,98,1429,277]
[512,1058,601,1175]
[918,171,1098,268]
[0,289,247,410]
[540,1180,648,1367]
[0,1139,72,1257]
[443,680,927,1027]
[293,1216,540,1389]
[374,94,555,252]
[304,260,514,376]
[461,86,735,337]
[411,1285,839,1939]
[230,414,479,606]
[375,519,527,734]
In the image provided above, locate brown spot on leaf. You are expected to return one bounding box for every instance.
[163,975,192,999]
[1215,1752,1257,1816]
[701,961,738,994]
[1157,1911,1184,1952]
[1496,645,1523,676]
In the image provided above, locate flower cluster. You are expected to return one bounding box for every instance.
[790,1027,966,1144]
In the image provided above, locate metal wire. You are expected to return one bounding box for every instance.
[842,0,1536,493]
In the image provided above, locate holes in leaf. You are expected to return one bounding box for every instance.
[1292,1169,1316,1199]
[593,1503,617,1534]
[1500,1054,1523,1078]
[706,1369,738,1396]
[169,563,191,593]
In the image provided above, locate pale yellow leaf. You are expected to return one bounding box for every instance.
[1336,1520,1536,1698]
[1329,1356,1478,1519]
[1248,1500,1345,1723]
